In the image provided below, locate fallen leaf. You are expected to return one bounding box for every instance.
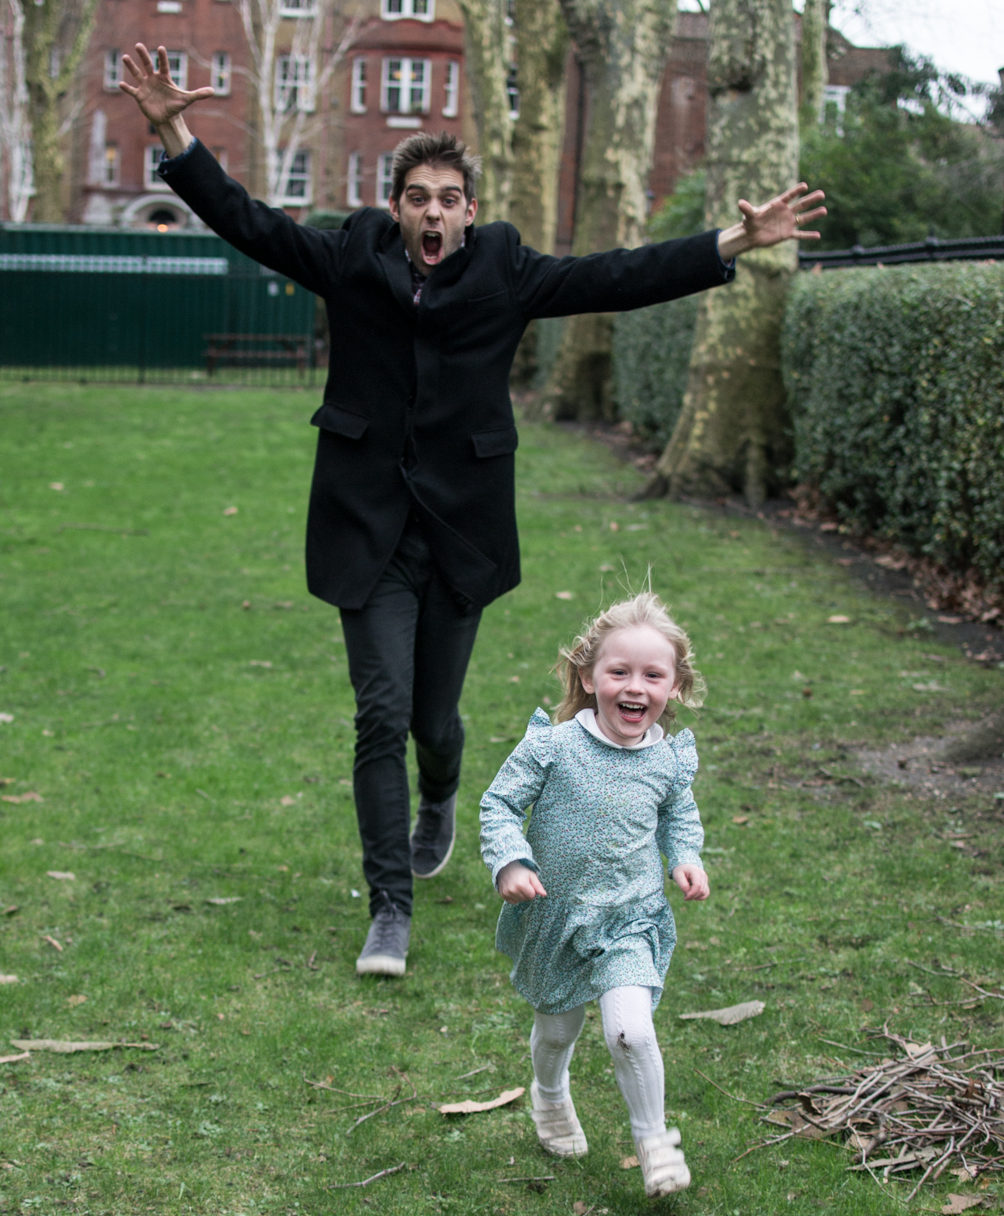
[438,1086,524,1115]
[679,1000,765,1025]
[555,591,574,600]
[2,791,43,803]
[205,897,243,906]
[941,1195,984,1214]
[827,615,851,624]
[11,1039,158,1054]
[68,995,87,1007]
[223,506,238,515]
[46,871,75,882]
[0,1051,30,1064]
[0,975,18,985]
[620,1154,639,1170]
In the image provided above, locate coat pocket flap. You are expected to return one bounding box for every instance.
[472,426,518,458]
[310,403,369,439]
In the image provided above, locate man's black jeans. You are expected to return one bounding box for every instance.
[339,516,482,918]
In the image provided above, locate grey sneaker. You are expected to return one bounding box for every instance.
[355,894,410,977]
[410,793,456,878]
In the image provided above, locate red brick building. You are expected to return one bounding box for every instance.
[47,2,883,234]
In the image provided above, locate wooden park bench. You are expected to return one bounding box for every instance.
[205,332,310,376]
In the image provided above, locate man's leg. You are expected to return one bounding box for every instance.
[409,577,481,878]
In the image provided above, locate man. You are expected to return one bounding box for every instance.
[120,44,825,978]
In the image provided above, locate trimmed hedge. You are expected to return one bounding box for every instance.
[782,263,1004,592]
[611,294,699,450]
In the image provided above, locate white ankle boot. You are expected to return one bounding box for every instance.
[636,1127,691,1197]
[530,1081,588,1157]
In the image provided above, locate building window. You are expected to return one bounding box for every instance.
[280,0,318,15]
[145,145,172,190]
[382,57,430,115]
[382,0,434,20]
[103,50,121,91]
[276,55,316,112]
[443,59,459,117]
[102,144,120,187]
[279,149,312,205]
[165,51,188,92]
[506,63,519,118]
[347,152,363,206]
[211,52,232,95]
[377,153,394,205]
[350,57,367,113]
[822,84,850,133]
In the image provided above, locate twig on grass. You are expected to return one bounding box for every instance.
[330,1162,407,1189]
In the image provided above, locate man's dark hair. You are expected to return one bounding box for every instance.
[390,131,481,203]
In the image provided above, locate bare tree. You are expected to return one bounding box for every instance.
[1,0,97,222]
[455,0,515,221]
[235,0,357,207]
[799,0,829,130]
[646,0,800,505]
[541,0,676,421]
[0,0,32,221]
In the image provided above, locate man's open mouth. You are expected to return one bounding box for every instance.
[422,232,443,259]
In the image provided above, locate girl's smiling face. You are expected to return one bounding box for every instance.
[579,625,680,746]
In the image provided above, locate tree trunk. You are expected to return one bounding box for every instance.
[541,0,675,422]
[647,0,799,506]
[456,0,514,222]
[508,0,569,385]
[799,0,829,130]
[21,0,97,222]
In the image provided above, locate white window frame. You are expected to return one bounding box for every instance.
[145,145,172,190]
[275,54,316,113]
[382,0,434,20]
[280,0,318,15]
[278,149,312,206]
[165,50,188,92]
[211,52,232,95]
[381,57,430,115]
[102,143,120,187]
[443,59,459,118]
[103,49,121,91]
[350,57,368,113]
[347,151,363,207]
[377,153,394,206]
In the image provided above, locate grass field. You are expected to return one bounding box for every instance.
[1,382,1001,1215]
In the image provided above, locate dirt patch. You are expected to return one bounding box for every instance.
[854,713,1004,800]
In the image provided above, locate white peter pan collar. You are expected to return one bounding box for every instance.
[574,708,665,750]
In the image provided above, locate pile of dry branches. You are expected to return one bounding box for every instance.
[762,1030,1003,1201]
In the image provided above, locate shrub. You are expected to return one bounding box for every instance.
[782,262,1004,592]
[611,294,699,452]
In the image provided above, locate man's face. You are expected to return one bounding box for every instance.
[389,164,477,276]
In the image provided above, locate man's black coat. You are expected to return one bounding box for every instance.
[160,142,734,610]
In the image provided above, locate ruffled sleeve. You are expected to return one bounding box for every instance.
[479,709,554,885]
[657,727,705,876]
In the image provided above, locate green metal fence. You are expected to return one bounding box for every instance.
[0,224,321,386]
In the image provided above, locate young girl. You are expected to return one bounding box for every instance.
[480,592,709,1198]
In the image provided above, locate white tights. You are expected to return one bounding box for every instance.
[530,985,666,1141]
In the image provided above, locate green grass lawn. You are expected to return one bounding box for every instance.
[1,382,1000,1215]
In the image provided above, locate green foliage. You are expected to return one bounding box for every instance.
[611,295,698,451]
[799,49,1004,249]
[782,262,1004,591]
[608,169,706,451]
[0,383,1001,1214]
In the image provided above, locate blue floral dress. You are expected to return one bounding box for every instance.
[480,708,705,1014]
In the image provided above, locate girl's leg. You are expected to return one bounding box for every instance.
[598,986,666,1139]
[529,1006,588,1157]
[599,986,690,1196]
[530,1006,585,1102]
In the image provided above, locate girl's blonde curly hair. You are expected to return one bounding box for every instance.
[554,592,705,728]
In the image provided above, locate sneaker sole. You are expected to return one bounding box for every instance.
[356,953,407,977]
[411,832,455,879]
